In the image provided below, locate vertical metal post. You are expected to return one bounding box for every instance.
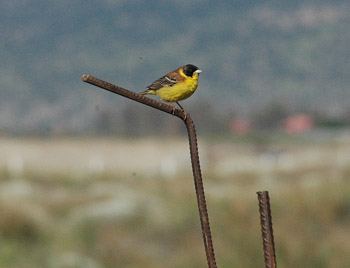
[186,116,217,268]
[257,191,277,268]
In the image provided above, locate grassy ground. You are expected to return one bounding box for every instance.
[0,137,350,267]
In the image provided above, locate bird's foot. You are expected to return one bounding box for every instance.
[175,102,187,120]
[170,103,176,115]
[182,110,188,121]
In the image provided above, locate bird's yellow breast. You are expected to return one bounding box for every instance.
[156,69,199,102]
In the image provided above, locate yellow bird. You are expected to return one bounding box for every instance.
[140,64,202,111]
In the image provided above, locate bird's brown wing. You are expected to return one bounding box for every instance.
[146,68,185,90]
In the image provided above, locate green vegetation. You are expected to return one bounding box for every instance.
[1,138,350,267]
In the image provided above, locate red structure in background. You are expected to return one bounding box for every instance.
[230,119,252,135]
[283,114,314,134]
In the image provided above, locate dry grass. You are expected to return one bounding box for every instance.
[0,137,350,267]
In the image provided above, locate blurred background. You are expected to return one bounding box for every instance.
[1,1,350,267]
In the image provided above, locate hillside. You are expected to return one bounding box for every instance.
[1,1,349,134]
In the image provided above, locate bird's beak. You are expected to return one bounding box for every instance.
[195,69,202,74]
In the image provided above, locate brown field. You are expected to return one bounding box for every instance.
[1,136,350,267]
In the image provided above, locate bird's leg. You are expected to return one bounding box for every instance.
[176,102,188,120]
[176,101,184,110]
[170,102,176,115]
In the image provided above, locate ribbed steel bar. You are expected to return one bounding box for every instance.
[82,74,217,268]
[185,116,217,268]
[257,191,277,268]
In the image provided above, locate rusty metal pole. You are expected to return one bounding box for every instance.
[82,74,217,268]
[257,191,277,268]
[185,116,217,268]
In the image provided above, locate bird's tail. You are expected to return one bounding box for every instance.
[138,89,154,95]
[138,90,148,95]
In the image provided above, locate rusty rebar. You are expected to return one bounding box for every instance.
[185,116,217,268]
[82,74,217,268]
[257,191,277,268]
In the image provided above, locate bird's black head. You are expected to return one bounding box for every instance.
[183,64,202,77]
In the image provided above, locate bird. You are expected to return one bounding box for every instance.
[139,64,202,114]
